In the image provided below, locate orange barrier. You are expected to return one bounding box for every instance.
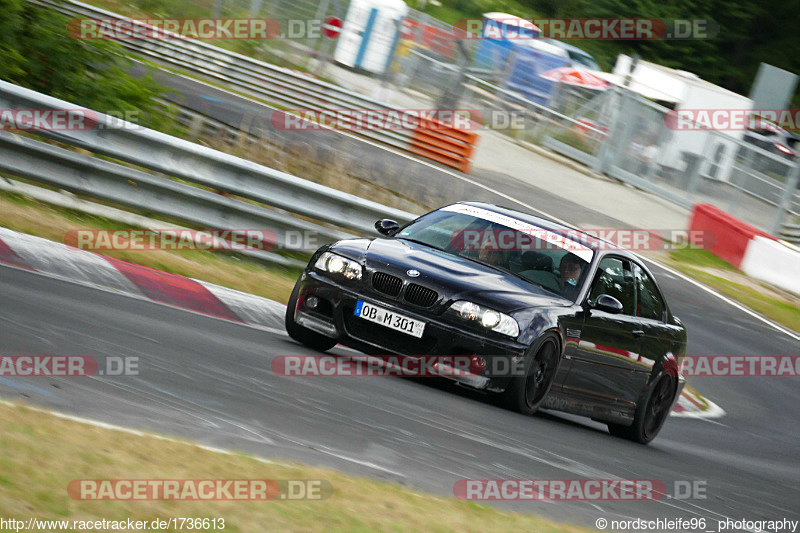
[409,117,479,173]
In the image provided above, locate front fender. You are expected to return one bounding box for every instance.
[514,308,579,349]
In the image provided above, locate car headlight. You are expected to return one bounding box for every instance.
[314,251,363,280]
[449,300,520,338]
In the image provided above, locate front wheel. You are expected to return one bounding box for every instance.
[608,375,677,444]
[501,336,560,416]
[285,279,338,352]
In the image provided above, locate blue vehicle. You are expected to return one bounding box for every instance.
[473,13,601,105]
[473,13,543,70]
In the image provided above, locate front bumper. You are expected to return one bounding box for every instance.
[291,271,528,392]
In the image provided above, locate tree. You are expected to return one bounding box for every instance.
[0,0,173,131]
[571,0,799,100]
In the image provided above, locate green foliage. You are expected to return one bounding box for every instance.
[520,0,582,17]
[425,0,544,22]
[0,0,173,132]
[551,128,595,154]
[132,0,229,18]
[574,0,797,97]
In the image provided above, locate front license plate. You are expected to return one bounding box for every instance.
[354,300,426,338]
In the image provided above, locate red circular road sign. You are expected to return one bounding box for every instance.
[323,16,342,39]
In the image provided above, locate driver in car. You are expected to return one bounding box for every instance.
[559,254,584,298]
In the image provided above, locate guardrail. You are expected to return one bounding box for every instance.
[0,81,418,265]
[30,0,478,173]
[780,224,800,244]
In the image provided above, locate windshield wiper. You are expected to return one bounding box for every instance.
[396,237,448,253]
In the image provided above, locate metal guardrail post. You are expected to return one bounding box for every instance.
[593,88,626,175]
[780,224,800,243]
[771,164,800,236]
[683,152,704,198]
[727,148,755,217]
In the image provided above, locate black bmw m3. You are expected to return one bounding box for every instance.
[285,202,687,444]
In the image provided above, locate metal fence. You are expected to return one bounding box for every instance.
[594,89,800,236]
[31,0,427,154]
[394,50,800,236]
[223,0,346,71]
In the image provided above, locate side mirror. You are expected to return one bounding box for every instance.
[375,219,400,236]
[587,294,624,314]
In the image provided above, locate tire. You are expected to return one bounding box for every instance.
[284,279,338,352]
[608,375,677,444]
[501,336,560,416]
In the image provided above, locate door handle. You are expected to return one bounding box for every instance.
[632,330,645,338]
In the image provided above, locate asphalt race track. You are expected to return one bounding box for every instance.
[1,252,799,531]
[2,67,799,531]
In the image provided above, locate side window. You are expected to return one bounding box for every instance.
[634,264,665,321]
[589,257,635,315]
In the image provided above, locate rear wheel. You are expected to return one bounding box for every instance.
[285,280,338,352]
[502,336,560,416]
[608,375,677,444]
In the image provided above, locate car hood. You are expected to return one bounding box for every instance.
[332,238,570,313]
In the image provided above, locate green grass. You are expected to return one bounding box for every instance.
[422,3,475,25]
[668,247,736,272]
[0,401,595,532]
[665,248,800,333]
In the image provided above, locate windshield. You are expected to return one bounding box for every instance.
[569,51,601,71]
[395,206,593,299]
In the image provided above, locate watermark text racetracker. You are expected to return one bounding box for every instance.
[453,17,719,40]
[449,228,715,252]
[68,479,332,500]
[0,109,143,131]
[681,355,800,377]
[665,108,800,131]
[67,18,342,40]
[272,354,485,378]
[0,356,138,377]
[454,479,708,501]
[64,229,318,252]
[271,108,501,131]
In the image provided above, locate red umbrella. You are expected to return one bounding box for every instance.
[540,67,609,89]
